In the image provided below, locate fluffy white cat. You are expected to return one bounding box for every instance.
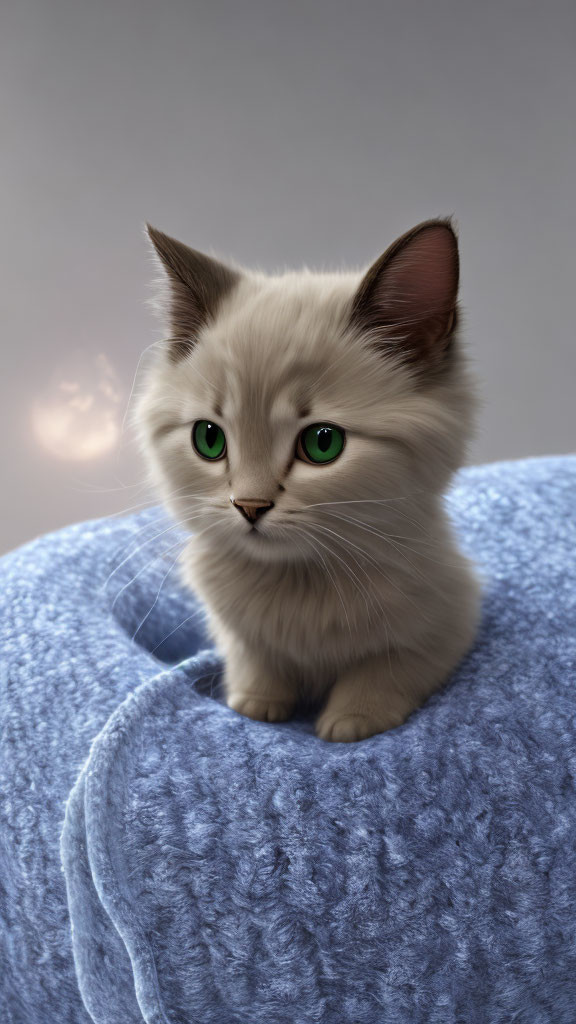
[136,219,481,742]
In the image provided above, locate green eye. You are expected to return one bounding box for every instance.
[192,420,227,460]
[297,423,345,465]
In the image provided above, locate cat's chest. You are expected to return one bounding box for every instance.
[185,543,386,663]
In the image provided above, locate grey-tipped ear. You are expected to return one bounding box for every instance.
[146,224,240,361]
[350,218,460,370]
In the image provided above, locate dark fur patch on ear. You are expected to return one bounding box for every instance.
[350,218,460,376]
[147,225,240,362]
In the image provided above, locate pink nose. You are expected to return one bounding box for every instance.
[230,498,275,523]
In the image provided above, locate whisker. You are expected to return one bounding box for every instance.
[301,523,375,621]
[301,491,430,509]
[317,507,432,550]
[319,509,463,568]
[111,534,189,613]
[150,605,210,656]
[67,477,152,497]
[303,524,397,675]
[106,492,221,548]
[97,489,210,527]
[120,338,166,439]
[286,524,354,641]
[131,547,189,640]
[106,490,224,564]
[130,519,226,642]
[102,511,211,591]
[308,519,427,608]
[299,496,434,538]
[304,522,398,677]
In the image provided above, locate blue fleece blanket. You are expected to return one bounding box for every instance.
[1,456,576,1024]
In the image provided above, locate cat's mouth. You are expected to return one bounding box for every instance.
[243,522,286,550]
[230,519,306,563]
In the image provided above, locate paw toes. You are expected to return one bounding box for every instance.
[227,695,293,723]
[316,714,382,743]
[263,701,293,722]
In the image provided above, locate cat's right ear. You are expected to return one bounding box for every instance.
[146,225,240,361]
[349,219,459,373]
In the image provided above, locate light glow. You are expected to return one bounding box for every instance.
[32,353,123,461]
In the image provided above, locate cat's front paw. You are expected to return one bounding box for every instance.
[316,707,405,743]
[315,712,381,743]
[227,694,295,723]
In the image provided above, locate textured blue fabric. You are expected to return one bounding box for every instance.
[1,456,576,1023]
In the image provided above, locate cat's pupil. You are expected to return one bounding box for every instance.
[205,423,219,449]
[317,428,332,452]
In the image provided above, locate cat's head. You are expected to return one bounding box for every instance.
[136,219,476,563]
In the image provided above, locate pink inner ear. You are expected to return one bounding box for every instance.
[375,225,458,348]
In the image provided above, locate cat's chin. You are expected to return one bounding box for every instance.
[230,527,305,565]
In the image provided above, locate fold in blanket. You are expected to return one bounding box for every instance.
[2,457,576,1023]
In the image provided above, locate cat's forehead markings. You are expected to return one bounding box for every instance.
[220,379,306,423]
[270,392,304,421]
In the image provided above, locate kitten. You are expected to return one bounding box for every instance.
[136,219,481,742]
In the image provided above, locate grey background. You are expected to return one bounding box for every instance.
[1,0,575,554]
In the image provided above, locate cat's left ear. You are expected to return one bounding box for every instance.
[146,224,240,361]
[350,218,459,368]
